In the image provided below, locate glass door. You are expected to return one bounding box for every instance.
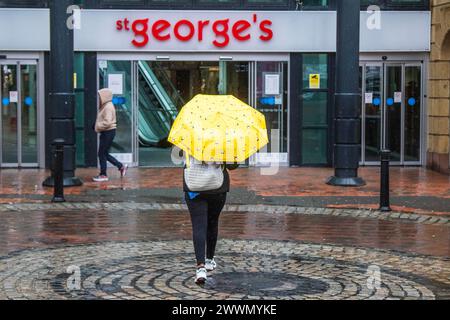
[360,62,423,165]
[384,64,402,162]
[249,61,288,166]
[362,63,383,163]
[1,61,38,167]
[135,60,251,167]
[404,65,422,162]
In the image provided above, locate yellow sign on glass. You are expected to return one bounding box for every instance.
[73,73,77,89]
[309,74,320,89]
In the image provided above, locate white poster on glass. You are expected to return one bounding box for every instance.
[108,73,124,95]
[9,91,18,103]
[264,74,280,96]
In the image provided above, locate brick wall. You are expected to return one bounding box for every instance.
[429,0,450,174]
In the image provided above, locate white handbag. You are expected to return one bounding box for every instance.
[184,155,224,192]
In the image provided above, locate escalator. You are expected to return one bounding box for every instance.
[99,61,184,149]
[137,61,182,148]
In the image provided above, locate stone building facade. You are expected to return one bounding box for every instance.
[429,0,450,174]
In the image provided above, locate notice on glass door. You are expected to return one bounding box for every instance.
[108,73,124,95]
[394,92,402,103]
[264,73,280,96]
[309,74,320,89]
[365,92,373,104]
[9,91,18,103]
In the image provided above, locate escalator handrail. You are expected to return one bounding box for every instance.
[138,61,178,120]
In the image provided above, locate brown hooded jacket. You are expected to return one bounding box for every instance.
[95,88,117,133]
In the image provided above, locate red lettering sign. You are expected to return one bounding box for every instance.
[116,14,273,48]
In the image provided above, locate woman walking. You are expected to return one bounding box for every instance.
[183,155,238,284]
[93,88,128,182]
[167,94,268,285]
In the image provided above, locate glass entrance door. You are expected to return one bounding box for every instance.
[98,56,289,168]
[135,60,251,167]
[1,61,38,167]
[360,62,422,165]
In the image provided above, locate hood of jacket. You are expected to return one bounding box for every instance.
[98,88,113,108]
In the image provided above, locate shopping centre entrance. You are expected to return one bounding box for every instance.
[0,60,40,168]
[98,56,288,167]
[360,61,424,165]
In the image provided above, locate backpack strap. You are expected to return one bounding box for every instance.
[185,152,190,168]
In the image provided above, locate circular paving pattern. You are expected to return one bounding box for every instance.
[0,240,449,300]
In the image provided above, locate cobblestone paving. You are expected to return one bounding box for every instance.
[1,202,449,225]
[0,240,449,300]
[1,203,449,300]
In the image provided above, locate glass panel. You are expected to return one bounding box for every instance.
[303,54,328,89]
[256,61,288,154]
[360,0,382,8]
[0,0,48,7]
[364,65,382,162]
[359,65,363,162]
[149,0,190,3]
[197,0,239,3]
[302,92,327,126]
[99,61,133,157]
[300,0,328,6]
[74,53,85,166]
[404,66,421,162]
[20,64,38,164]
[1,64,18,164]
[247,0,288,3]
[385,65,402,162]
[225,62,249,103]
[100,0,145,5]
[302,129,327,164]
[388,0,427,6]
[138,61,222,167]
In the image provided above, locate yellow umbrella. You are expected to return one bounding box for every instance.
[168,94,268,163]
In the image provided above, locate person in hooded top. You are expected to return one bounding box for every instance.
[93,88,128,182]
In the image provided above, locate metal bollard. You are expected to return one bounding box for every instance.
[52,139,65,203]
[379,149,391,212]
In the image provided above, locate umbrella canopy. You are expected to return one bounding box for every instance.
[168,94,268,162]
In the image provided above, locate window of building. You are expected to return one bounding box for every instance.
[74,53,85,167]
[300,54,330,165]
[360,0,429,10]
[0,0,48,7]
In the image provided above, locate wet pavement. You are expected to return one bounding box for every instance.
[0,167,449,214]
[0,167,449,300]
[0,207,449,300]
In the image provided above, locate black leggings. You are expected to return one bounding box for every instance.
[98,129,123,176]
[185,193,227,265]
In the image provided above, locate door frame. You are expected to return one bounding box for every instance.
[0,58,41,168]
[360,60,424,166]
[97,53,290,167]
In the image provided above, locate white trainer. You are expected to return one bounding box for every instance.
[205,259,217,271]
[195,267,207,284]
[92,175,109,182]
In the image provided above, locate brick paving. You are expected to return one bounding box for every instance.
[0,166,449,300]
[0,167,449,214]
[0,207,449,300]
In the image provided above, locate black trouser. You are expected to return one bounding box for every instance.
[185,193,227,265]
[98,129,123,176]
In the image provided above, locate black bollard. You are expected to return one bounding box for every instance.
[52,139,65,203]
[379,150,391,212]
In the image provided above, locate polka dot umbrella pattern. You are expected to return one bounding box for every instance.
[168,94,269,163]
